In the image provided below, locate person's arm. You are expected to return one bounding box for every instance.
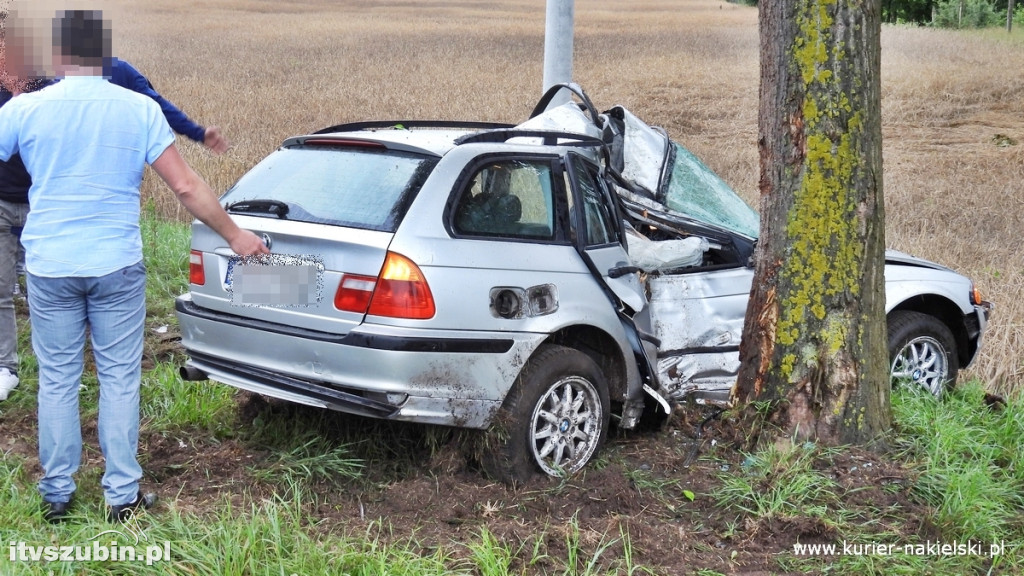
[111,58,229,153]
[150,144,268,256]
[0,101,20,163]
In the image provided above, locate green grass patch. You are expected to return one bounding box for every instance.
[713,381,1024,574]
[250,435,364,491]
[140,208,191,325]
[892,383,1024,548]
[714,439,842,522]
[141,362,238,436]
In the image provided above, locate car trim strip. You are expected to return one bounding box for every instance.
[176,298,515,354]
[658,346,741,357]
[339,333,514,353]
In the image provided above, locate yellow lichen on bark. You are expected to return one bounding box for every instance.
[775,0,865,383]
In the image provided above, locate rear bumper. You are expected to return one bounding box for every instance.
[175,296,544,429]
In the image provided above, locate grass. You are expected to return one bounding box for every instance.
[892,385,1024,546]
[140,362,238,436]
[140,202,192,326]
[711,383,1024,574]
[714,440,842,522]
[248,435,364,491]
[0,459,464,576]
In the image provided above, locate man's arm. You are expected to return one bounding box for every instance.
[111,58,229,154]
[150,144,268,256]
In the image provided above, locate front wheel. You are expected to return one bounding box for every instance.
[482,345,610,485]
[888,310,959,396]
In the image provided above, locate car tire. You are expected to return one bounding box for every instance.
[482,344,610,485]
[887,310,959,396]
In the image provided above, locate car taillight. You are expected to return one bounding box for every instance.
[189,250,205,286]
[369,252,436,319]
[334,252,435,319]
[334,274,377,313]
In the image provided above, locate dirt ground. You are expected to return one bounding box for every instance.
[1,316,934,575]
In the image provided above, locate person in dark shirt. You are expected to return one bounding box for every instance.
[105,58,228,153]
[0,59,229,401]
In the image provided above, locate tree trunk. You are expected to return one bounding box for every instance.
[735,0,892,448]
[1009,0,1015,32]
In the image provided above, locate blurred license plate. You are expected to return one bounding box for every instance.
[226,255,322,307]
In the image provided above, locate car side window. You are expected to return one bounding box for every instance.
[570,156,617,247]
[453,160,556,240]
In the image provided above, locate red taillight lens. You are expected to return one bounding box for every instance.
[367,252,435,319]
[189,250,205,286]
[334,274,377,313]
[333,252,435,319]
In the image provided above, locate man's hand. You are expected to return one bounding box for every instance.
[230,229,271,257]
[152,144,269,255]
[203,126,230,154]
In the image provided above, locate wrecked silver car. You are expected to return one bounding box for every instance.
[175,84,991,483]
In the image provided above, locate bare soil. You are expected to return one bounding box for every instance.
[1,313,936,575]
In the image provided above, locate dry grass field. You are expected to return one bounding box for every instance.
[20,0,1024,392]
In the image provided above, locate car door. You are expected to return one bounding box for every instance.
[564,153,646,313]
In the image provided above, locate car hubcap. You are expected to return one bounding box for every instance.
[530,376,602,477]
[891,336,948,396]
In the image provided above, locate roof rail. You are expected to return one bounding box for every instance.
[454,129,605,148]
[529,82,600,126]
[313,120,514,135]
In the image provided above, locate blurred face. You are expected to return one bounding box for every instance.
[4,2,53,79]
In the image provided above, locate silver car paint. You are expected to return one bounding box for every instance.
[177,138,646,428]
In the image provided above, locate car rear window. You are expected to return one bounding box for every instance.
[220,145,438,232]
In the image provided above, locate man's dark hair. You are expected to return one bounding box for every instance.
[53,9,111,67]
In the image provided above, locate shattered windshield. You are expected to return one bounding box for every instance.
[662,143,760,239]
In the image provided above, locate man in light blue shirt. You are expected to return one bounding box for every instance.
[0,8,268,523]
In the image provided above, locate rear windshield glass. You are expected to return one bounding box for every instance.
[220,146,438,232]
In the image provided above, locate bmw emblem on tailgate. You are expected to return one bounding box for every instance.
[261,233,273,250]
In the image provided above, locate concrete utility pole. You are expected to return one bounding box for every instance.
[542,0,574,107]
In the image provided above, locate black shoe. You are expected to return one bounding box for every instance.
[43,498,73,524]
[107,491,157,523]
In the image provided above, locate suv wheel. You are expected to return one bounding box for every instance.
[482,344,610,485]
[888,310,959,396]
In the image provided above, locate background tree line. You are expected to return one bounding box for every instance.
[732,0,1023,28]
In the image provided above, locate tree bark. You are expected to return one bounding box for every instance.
[735,0,892,448]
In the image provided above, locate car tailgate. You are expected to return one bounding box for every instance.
[186,216,392,335]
